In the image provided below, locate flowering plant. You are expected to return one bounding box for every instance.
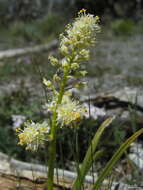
[16,9,143,190]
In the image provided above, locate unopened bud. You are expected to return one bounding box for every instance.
[53,74,61,82]
[71,63,79,70]
[60,45,69,56]
[49,56,59,66]
[61,59,68,68]
[43,78,52,88]
[79,71,88,77]
[74,81,87,89]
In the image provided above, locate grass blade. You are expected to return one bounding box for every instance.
[71,116,115,190]
[92,128,143,190]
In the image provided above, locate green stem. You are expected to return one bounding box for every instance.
[47,68,68,190]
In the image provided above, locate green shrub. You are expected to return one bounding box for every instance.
[39,13,65,37]
[9,14,65,42]
[111,19,135,36]
[10,21,41,42]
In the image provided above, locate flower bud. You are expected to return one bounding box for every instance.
[61,59,69,68]
[43,78,52,88]
[53,74,61,82]
[67,75,74,79]
[48,56,59,66]
[71,63,79,70]
[79,71,88,77]
[74,81,87,89]
[60,45,69,56]
[79,49,90,60]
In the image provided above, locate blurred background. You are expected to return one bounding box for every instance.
[0,0,142,46]
[0,0,143,189]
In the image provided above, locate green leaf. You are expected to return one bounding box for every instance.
[71,116,115,190]
[92,128,143,190]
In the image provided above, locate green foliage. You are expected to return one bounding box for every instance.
[0,0,43,23]
[137,19,143,33]
[0,87,46,161]
[0,87,41,122]
[39,14,65,37]
[0,125,21,156]
[0,53,55,82]
[0,0,10,26]
[111,19,135,36]
[0,59,35,81]
[10,21,41,42]
[9,14,65,43]
[0,0,142,26]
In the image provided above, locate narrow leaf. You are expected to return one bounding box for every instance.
[92,128,143,190]
[71,116,115,190]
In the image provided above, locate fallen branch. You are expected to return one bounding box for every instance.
[0,152,142,190]
[0,152,97,188]
[0,39,58,60]
[82,95,143,113]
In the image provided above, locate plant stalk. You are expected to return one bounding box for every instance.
[47,68,68,190]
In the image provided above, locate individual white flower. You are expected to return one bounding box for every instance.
[53,74,61,82]
[61,58,69,68]
[43,78,52,88]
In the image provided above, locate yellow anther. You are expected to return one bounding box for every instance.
[78,9,86,15]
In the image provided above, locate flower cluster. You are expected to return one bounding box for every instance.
[44,92,87,127]
[16,121,50,150]
[57,98,86,127]
[60,9,100,55]
[16,10,100,150]
[47,9,100,82]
